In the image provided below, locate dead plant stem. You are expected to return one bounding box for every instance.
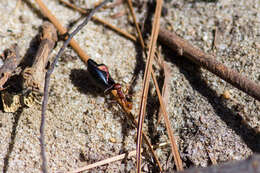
[58,0,137,42]
[158,29,260,101]
[136,0,163,172]
[126,0,145,48]
[35,0,89,63]
[151,71,183,170]
[127,0,183,171]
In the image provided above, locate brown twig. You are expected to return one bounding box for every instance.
[126,0,145,48]
[127,0,183,171]
[158,28,260,101]
[136,0,163,172]
[152,69,184,171]
[0,44,21,90]
[153,54,184,172]
[152,55,183,171]
[35,0,89,63]
[58,0,137,42]
[157,60,171,125]
[22,21,57,93]
[68,149,139,173]
[68,142,168,172]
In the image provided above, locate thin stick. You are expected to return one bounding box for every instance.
[39,1,111,172]
[157,60,171,125]
[126,0,145,48]
[68,141,169,173]
[151,71,183,171]
[58,0,137,42]
[158,29,260,101]
[35,0,89,62]
[127,0,183,171]
[128,0,183,170]
[68,150,138,173]
[136,0,163,172]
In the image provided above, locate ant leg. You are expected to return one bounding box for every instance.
[124,75,137,99]
[104,84,115,94]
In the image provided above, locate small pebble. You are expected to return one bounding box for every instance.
[202,34,208,41]
[222,90,231,99]
[109,137,117,143]
[166,24,173,31]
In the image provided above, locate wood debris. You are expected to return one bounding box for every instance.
[159,28,260,101]
[21,21,57,108]
[0,44,21,90]
[0,22,57,112]
[22,21,57,93]
[0,44,23,112]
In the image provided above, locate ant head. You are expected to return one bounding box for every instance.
[113,83,122,90]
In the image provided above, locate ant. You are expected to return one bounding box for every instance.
[87,59,132,110]
[111,83,132,110]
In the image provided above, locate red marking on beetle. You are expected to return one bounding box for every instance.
[98,65,109,81]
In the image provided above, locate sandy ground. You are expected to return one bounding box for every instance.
[0,0,259,172]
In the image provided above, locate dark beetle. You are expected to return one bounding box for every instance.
[87,58,132,109]
[87,59,115,92]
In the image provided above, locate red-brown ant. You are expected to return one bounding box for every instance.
[112,83,132,110]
